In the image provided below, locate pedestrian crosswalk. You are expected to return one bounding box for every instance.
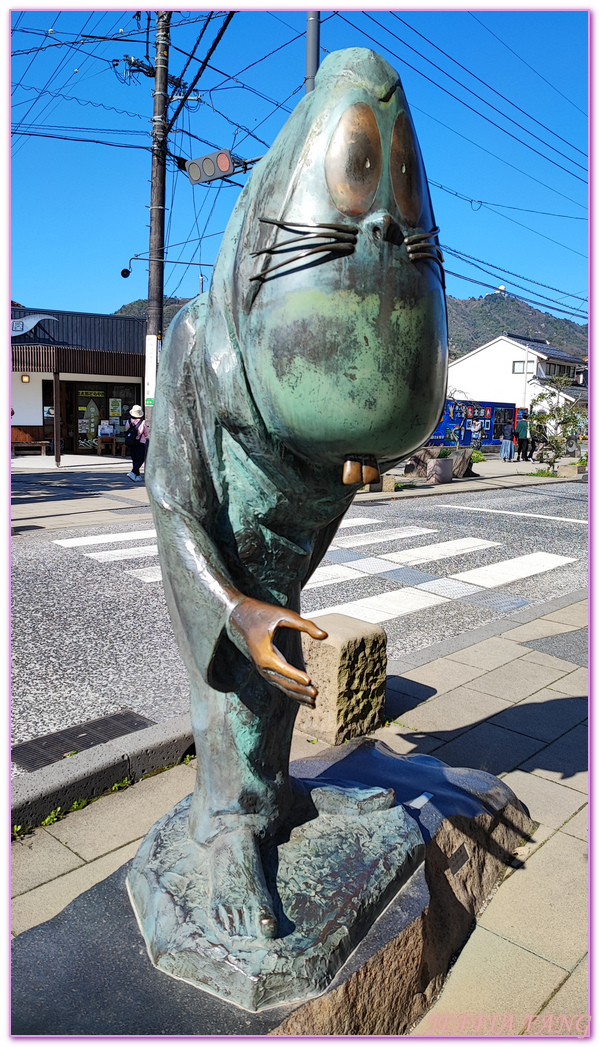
[52,516,577,628]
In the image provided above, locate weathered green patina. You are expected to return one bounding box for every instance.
[130,46,447,987]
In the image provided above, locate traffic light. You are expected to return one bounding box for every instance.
[186,149,234,184]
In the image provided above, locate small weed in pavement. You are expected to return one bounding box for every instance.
[69,798,91,812]
[40,807,64,826]
[395,482,416,491]
[111,777,132,792]
[528,468,555,477]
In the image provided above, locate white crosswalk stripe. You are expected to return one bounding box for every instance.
[85,544,158,563]
[303,564,365,590]
[331,526,436,549]
[52,520,578,631]
[54,529,156,548]
[383,536,500,566]
[312,587,449,623]
[451,552,576,588]
[337,516,380,529]
[127,565,163,583]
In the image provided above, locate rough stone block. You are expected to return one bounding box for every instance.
[298,613,386,745]
[426,457,453,484]
[405,446,440,477]
[363,473,396,493]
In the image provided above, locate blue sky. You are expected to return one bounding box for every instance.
[10,6,589,327]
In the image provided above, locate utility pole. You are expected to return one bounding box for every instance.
[145,10,171,429]
[305,12,320,93]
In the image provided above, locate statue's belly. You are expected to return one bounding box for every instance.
[242,287,447,464]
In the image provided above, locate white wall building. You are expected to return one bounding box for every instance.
[448,334,587,412]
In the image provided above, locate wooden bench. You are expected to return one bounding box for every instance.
[12,441,50,456]
[96,435,117,456]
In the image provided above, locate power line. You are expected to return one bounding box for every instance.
[11,128,151,150]
[412,101,586,212]
[441,246,588,310]
[429,180,586,219]
[167,12,213,106]
[12,11,124,150]
[11,81,148,120]
[444,271,587,319]
[469,11,588,118]
[166,12,235,134]
[338,12,587,184]
[389,12,587,159]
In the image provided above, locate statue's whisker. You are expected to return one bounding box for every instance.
[252,231,357,258]
[250,242,355,282]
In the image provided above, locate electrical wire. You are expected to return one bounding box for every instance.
[469,12,588,119]
[337,12,586,184]
[441,246,588,310]
[429,180,586,220]
[412,101,586,212]
[12,11,124,153]
[444,270,587,319]
[389,12,587,159]
[167,12,213,106]
[11,129,151,150]
[11,81,148,120]
[167,12,235,134]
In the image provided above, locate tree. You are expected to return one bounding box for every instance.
[529,376,587,470]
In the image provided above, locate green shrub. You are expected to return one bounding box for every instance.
[438,447,452,458]
[470,449,486,463]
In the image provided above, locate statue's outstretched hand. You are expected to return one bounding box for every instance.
[227,596,327,706]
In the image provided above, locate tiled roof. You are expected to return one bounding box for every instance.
[507,336,584,364]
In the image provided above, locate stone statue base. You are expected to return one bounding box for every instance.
[12,742,535,1035]
[127,781,425,1012]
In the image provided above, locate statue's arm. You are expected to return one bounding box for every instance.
[146,303,326,705]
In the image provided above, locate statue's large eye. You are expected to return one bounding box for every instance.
[390,112,424,226]
[325,103,382,217]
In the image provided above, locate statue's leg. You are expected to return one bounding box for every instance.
[186,627,302,939]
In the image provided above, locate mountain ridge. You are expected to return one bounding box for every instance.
[113,293,588,360]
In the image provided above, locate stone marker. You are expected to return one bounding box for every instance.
[297,613,386,745]
[427,457,453,484]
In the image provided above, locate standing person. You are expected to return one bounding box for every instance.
[125,405,149,482]
[471,416,483,450]
[499,420,515,461]
[516,411,529,461]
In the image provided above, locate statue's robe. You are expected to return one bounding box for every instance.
[146,291,356,845]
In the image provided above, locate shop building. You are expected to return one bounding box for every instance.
[11,305,146,457]
[448,333,587,413]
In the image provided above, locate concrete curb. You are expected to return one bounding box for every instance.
[11,715,194,830]
[355,474,582,502]
[10,588,587,830]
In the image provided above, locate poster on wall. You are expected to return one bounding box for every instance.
[109,398,122,416]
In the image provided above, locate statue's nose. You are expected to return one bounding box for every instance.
[365,212,404,246]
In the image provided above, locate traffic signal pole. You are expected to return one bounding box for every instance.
[305,12,320,93]
[145,10,171,429]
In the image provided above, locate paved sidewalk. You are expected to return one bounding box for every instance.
[11,594,588,1035]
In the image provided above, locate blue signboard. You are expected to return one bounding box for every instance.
[428,400,516,446]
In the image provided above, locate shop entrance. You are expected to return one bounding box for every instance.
[42,380,142,454]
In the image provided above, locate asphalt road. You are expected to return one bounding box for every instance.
[11,481,587,771]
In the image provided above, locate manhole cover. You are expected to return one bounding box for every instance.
[11,710,156,772]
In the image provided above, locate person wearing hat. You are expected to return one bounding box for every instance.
[124,405,149,482]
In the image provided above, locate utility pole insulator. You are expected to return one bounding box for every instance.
[145,10,171,428]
